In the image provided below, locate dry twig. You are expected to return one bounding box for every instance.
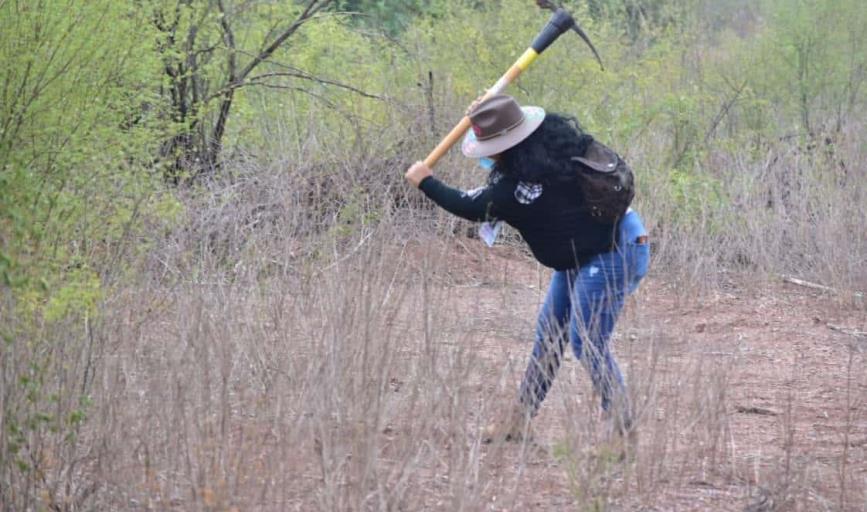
[826,324,867,339]
[781,275,864,299]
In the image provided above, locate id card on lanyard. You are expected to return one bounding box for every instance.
[477,157,502,247]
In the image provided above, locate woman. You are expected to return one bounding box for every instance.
[404,95,650,442]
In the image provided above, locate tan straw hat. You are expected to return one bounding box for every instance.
[461,95,545,158]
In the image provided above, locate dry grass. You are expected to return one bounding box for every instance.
[2,111,866,511]
[69,229,864,510]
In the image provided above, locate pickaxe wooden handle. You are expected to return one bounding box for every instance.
[423,8,577,169]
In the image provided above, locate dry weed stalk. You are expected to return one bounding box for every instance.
[3,92,865,512]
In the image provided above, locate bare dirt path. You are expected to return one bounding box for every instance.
[431,242,867,511]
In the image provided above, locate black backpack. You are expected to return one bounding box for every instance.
[569,138,634,223]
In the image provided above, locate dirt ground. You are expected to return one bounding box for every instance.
[247,237,867,512]
[416,241,867,511]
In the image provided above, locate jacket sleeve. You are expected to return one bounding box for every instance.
[418,176,498,222]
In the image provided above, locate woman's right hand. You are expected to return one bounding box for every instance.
[404,161,432,188]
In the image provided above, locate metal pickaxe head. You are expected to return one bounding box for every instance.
[535,1,605,70]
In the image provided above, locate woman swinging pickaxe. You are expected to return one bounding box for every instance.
[422,3,605,168]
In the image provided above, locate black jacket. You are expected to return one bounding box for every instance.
[419,173,617,270]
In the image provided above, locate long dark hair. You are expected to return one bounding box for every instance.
[493,113,593,184]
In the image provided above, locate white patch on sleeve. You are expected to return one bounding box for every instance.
[588,266,600,277]
[463,187,485,200]
[514,182,543,204]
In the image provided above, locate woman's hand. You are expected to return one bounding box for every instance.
[465,94,487,116]
[404,161,432,188]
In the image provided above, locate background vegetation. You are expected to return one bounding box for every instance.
[1,0,865,509]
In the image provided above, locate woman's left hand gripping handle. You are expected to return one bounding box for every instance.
[405,161,432,188]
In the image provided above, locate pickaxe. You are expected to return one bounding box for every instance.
[535,0,605,70]
[422,4,605,168]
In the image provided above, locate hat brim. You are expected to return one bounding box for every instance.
[461,106,545,158]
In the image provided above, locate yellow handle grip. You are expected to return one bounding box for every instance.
[423,49,539,168]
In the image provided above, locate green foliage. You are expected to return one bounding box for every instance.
[751,0,867,135]
[5,0,860,298]
[230,12,394,156]
[0,0,163,313]
[222,0,865,226]
[139,0,351,178]
[0,2,167,502]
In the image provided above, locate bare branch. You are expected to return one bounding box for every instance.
[203,68,384,104]
[210,0,240,162]
[704,80,747,144]
[238,0,334,80]
[782,275,864,299]
[247,71,384,100]
[245,83,339,109]
[216,0,237,80]
[243,84,377,128]
[184,2,214,69]
[827,324,867,339]
[535,0,558,10]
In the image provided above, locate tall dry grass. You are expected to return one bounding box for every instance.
[2,100,866,511]
[636,117,867,297]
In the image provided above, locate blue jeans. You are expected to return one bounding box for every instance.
[518,210,650,421]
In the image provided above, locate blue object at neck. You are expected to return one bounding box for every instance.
[478,157,495,171]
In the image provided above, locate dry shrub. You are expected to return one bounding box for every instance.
[634,118,866,296]
[4,96,865,512]
[58,111,860,509]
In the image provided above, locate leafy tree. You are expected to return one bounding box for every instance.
[758,0,867,136]
[1,1,165,507]
[141,0,356,180]
[0,0,161,302]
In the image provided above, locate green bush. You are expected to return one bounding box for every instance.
[1,3,168,506]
